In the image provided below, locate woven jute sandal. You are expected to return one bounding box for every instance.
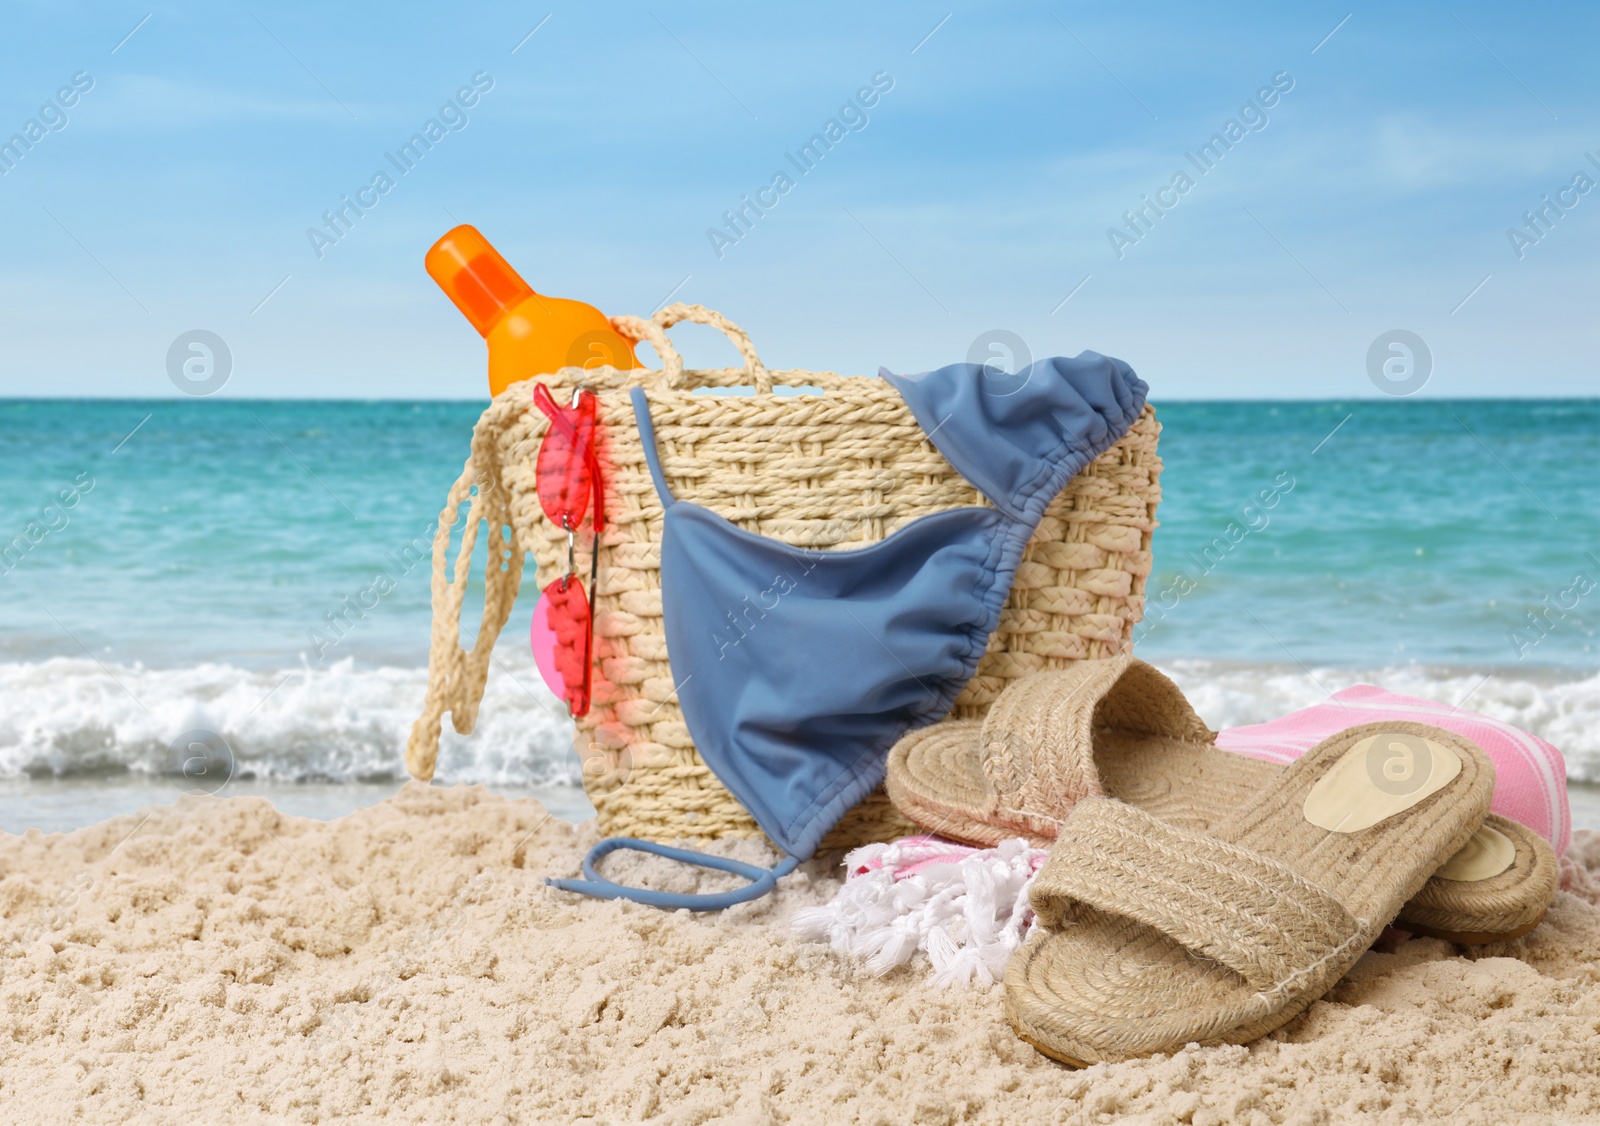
[1003,721,1496,1064]
[886,656,1556,943]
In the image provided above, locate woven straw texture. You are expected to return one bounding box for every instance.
[1400,815,1556,941]
[1004,722,1496,1064]
[887,656,1556,941]
[405,304,1162,850]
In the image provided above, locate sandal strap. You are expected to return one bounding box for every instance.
[979,656,1215,827]
[1030,798,1363,993]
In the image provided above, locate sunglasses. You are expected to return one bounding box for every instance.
[529,383,604,716]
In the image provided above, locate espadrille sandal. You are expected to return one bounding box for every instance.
[1003,721,1496,1064]
[886,656,1557,943]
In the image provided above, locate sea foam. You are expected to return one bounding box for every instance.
[3,654,1599,788]
[0,653,579,787]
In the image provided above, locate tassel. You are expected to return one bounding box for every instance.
[794,835,1048,988]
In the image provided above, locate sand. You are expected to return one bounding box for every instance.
[2,784,1598,1125]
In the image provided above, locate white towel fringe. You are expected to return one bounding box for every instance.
[793,837,1047,988]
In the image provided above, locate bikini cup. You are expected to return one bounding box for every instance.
[548,353,1149,909]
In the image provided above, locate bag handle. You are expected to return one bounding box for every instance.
[611,303,773,394]
[405,395,526,782]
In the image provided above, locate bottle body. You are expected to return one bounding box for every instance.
[425,224,639,397]
[485,294,638,398]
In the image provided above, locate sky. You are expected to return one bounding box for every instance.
[0,1,1595,400]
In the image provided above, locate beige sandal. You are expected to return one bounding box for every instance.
[887,656,1556,943]
[1004,721,1495,1063]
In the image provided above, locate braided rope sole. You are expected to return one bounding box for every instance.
[888,659,1558,941]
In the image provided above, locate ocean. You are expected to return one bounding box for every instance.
[2,397,1598,833]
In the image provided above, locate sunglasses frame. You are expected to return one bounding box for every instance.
[531,383,604,716]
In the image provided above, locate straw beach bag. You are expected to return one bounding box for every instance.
[406,304,1162,849]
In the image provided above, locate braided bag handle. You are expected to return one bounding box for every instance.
[405,394,526,781]
[610,303,773,393]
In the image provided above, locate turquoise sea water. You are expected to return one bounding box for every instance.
[2,397,1598,831]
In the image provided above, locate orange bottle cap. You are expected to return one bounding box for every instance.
[425,225,535,338]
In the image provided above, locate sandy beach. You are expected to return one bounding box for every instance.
[5,1,1598,1120]
[1,783,1596,1125]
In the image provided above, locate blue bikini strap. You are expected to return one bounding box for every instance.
[551,391,799,910]
[547,839,800,911]
[630,387,675,509]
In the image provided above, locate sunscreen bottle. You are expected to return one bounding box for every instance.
[426,225,640,397]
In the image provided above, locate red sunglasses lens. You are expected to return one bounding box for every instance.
[531,578,593,716]
[534,389,595,530]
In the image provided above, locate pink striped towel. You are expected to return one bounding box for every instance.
[846,835,1051,881]
[1216,684,1571,854]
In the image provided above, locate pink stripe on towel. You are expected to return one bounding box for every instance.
[847,835,1050,882]
[1216,683,1571,853]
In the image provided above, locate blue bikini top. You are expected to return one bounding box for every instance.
[548,353,1148,909]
